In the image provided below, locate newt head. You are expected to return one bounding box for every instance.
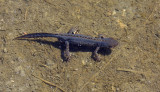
[103,37,118,48]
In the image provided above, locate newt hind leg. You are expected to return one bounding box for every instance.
[98,34,105,38]
[92,35,105,61]
[67,27,79,34]
[63,41,70,61]
[92,46,101,61]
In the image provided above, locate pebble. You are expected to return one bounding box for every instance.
[15,66,26,76]
[3,48,7,53]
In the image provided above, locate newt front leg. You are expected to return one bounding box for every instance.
[63,27,79,61]
[64,41,70,61]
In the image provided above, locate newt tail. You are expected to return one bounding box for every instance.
[15,33,59,39]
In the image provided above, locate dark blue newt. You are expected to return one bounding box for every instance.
[15,27,118,61]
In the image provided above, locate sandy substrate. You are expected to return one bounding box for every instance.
[0,0,160,92]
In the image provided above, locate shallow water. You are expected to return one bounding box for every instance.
[0,0,160,92]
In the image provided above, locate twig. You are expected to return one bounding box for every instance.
[32,74,66,92]
[117,68,155,76]
[0,30,6,31]
[44,0,53,4]
[144,0,158,24]
[24,7,29,21]
[39,63,51,69]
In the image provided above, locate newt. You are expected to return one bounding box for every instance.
[15,27,118,61]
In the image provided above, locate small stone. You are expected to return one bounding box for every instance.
[66,74,70,78]
[15,66,26,76]
[11,80,14,83]
[3,48,7,53]
[46,59,54,66]
[82,60,86,65]
[74,68,78,71]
